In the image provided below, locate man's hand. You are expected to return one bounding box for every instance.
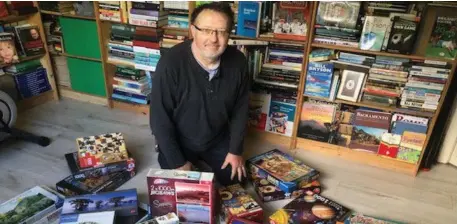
[221,153,247,182]
[176,161,192,171]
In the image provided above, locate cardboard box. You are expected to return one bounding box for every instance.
[76,132,129,168]
[219,184,263,224]
[251,172,321,202]
[269,194,351,224]
[147,169,215,224]
[246,149,319,192]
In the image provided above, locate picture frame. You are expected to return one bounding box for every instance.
[336,70,366,102]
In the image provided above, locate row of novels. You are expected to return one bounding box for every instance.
[298,99,429,164]
[112,66,151,105]
[56,132,136,197]
[108,23,162,72]
[235,1,309,41]
[304,49,449,112]
[163,1,189,29]
[99,1,168,29]
[231,39,304,90]
[314,2,421,54]
[5,60,52,99]
[0,24,45,65]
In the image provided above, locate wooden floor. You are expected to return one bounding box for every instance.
[1,99,457,224]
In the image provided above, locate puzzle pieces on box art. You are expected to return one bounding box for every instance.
[77,132,129,168]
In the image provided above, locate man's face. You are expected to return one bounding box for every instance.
[191,10,230,61]
[30,29,39,39]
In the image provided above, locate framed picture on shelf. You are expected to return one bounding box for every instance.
[336,70,365,102]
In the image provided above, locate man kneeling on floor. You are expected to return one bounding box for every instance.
[149,2,249,186]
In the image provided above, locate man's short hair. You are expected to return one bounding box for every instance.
[190,2,234,31]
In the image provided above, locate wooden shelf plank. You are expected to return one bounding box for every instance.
[17,90,56,112]
[231,34,306,46]
[111,100,149,115]
[0,54,45,68]
[40,10,95,20]
[106,59,135,67]
[311,43,455,62]
[296,137,417,175]
[50,52,101,62]
[303,95,435,118]
[59,86,108,105]
[248,128,292,148]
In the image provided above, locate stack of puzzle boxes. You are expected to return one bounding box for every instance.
[246,149,321,203]
[56,132,136,196]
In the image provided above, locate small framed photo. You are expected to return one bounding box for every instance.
[336,70,366,102]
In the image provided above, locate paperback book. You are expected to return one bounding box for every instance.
[304,62,334,98]
[298,101,336,142]
[349,109,391,153]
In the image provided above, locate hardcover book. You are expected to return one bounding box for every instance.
[266,100,296,136]
[246,149,319,193]
[360,16,391,51]
[377,133,401,158]
[76,132,129,168]
[0,33,20,65]
[349,110,391,153]
[336,70,366,102]
[248,92,271,131]
[316,2,361,29]
[15,25,46,56]
[219,184,263,224]
[272,2,310,41]
[304,62,334,98]
[236,1,261,38]
[386,17,418,54]
[146,169,215,224]
[269,194,351,224]
[298,101,336,142]
[426,16,457,59]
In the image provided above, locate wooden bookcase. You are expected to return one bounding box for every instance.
[1,2,60,111]
[290,3,457,176]
[33,1,456,175]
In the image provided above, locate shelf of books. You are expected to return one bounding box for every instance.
[1,2,59,109]
[291,2,457,175]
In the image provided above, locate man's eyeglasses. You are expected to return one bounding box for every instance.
[193,24,229,37]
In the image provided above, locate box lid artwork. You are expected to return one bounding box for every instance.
[219,184,263,223]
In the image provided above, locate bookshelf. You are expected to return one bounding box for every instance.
[40,10,96,20]
[1,3,60,110]
[290,2,457,176]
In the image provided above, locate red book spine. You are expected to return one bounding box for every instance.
[132,40,160,49]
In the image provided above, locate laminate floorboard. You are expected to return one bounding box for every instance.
[1,99,456,224]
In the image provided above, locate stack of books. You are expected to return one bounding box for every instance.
[6,60,52,99]
[314,2,362,48]
[112,65,150,105]
[362,56,409,106]
[133,27,162,72]
[43,20,64,53]
[39,1,74,13]
[98,1,128,23]
[255,44,303,89]
[129,1,168,28]
[108,23,136,66]
[56,132,136,196]
[164,1,189,29]
[401,62,450,111]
